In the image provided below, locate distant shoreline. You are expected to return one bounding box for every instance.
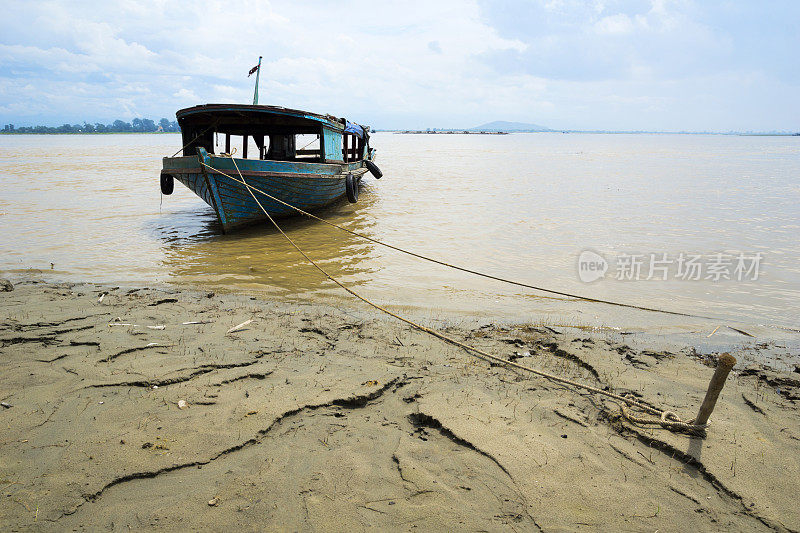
[1,130,797,136]
[395,130,509,135]
[0,131,181,135]
[380,130,800,136]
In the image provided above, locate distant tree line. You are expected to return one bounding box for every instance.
[1,118,180,134]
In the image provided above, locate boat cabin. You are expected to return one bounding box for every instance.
[175,104,369,164]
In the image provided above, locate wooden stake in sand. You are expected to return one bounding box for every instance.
[694,352,737,429]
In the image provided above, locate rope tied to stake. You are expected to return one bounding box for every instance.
[205,157,707,435]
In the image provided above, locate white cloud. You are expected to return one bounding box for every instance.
[0,0,796,131]
[595,14,635,34]
[173,88,198,100]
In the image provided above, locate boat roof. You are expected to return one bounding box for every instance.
[176,104,366,135]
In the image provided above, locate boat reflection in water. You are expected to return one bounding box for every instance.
[158,188,381,298]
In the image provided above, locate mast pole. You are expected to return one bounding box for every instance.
[253,56,263,105]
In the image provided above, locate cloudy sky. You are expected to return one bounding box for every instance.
[1,0,797,131]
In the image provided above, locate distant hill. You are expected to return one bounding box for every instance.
[470,120,552,132]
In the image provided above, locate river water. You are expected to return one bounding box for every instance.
[1,132,798,337]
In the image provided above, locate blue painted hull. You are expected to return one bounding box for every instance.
[162,155,367,232]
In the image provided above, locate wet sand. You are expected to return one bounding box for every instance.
[1,279,799,531]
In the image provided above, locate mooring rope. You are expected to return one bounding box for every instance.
[297,135,320,152]
[198,161,726,321]
[221,157,705,434]
[170,120,220,158]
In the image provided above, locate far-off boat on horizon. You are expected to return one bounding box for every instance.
[159,103,382,232]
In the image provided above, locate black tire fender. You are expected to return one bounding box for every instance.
[345,173,359,203]
[365,160,382,179]
[160,173,174,195]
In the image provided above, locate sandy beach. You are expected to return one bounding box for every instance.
[1,278,798,531]
[3,0,798,530]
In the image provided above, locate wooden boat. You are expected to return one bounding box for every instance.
[160,103,381,232]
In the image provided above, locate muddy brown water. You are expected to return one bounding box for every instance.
[1,132,798,341]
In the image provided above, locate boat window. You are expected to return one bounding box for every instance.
[342,132,364,162]
[266,134,295,160]
[295,134,321,161]
[210,134,270,160]
[184,124,326,163]
[218,132,322,162]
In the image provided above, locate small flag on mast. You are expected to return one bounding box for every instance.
[250,56,263,105]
